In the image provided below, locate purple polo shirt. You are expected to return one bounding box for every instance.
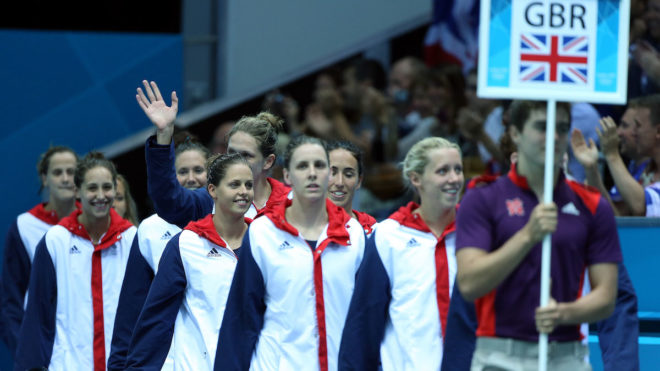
[456,165,622,342]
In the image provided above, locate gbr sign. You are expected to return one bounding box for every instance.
[477,0,630,104]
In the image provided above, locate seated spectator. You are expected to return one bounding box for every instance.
[572,94,660,217]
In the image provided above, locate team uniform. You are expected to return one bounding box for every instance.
[353,210,377,235]
[14,208,136,371]
[107,214,181,371]
[1,202,79,353]
[339,202,456,370]
[124,214,250,370]
[145,136,290,225]
[214,199,366,371]
[455,165,622,368]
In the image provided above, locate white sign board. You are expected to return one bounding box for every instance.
[477,0,630,104]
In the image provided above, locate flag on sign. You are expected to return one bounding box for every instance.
[519,34,589,84]
[424,0,479,73]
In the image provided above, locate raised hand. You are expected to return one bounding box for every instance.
[596,116,620,157]
[570,128,599,168]
[136,80,178,144]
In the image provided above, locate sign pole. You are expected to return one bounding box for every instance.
[538,98,556,371]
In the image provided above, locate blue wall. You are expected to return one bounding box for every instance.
[0,30,182,369]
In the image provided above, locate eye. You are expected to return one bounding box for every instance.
[52,169,62,176]
[454,165,463,174]
[246,181,253,190]
[297,163,307,170]
[437,167,448,175]
[331,167,338,175]
[177,168,188,175]
[66,169,75,175]
[344,170,355,178]
[315,161,327,169]
[103,184,113,191]
[194,167,205,174]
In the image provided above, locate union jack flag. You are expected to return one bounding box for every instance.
[519,34,589,84]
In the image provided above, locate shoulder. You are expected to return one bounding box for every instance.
[565,179,602,215]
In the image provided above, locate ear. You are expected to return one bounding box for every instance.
[408,171,421,190]
[283,168,291,186]
[509,125,521,145]
[207,183,217,200]
[40,174,48,188]
[356,175,363,190]
[263,154,276,171]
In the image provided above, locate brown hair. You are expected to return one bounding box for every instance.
[36,146,78,193]
[116,174,139,225]
[74,151,117,189]
[228,112,284,158]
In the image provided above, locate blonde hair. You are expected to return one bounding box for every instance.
[401,137,462,187]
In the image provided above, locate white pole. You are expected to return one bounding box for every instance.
[538,99,556,371]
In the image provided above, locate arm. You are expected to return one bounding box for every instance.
[535,263,618,333]
[441,285,478,371]
[456,198,558,301]
[124,234,186,370]
[598,117,647,216]
[338,235,391,371]
[570,128,619,215]
[145,136,213,227]
[0,221,31,353]
[14,238,57,371]
[108,235,155,371]
[214,232,266,371]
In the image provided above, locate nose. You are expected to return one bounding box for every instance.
[61,172,71,184]
[309,166,317,179]
[185,172,196,184]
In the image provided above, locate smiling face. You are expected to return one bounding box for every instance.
[175,149,207,189]
[78,166,116,221]
[42,151,77,202]
[410,148,464,210]
[284,143,329,203]
[209,163,254,218]
[328,148,362,210]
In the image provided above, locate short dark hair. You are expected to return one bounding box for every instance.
[326,140,364,177]
[629,94,660,126]
[283,135,328,169]
[36,146,78,193]
[206,152,250,186]
[508,100,572,132]
[74,151,117,189]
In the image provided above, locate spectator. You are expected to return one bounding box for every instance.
[575,94,660,217]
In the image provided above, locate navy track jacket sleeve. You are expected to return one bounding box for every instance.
[124,234,186,370]
[13,238,57,371]
[214,232,266,371]
[440,285,477,371]
[338,235,391,371]
[1,221,31,353]
[145,136,213,228]
[595,262,640,371]
[108,235,156,371]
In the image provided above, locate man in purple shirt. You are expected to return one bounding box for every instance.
[455,100,621,370]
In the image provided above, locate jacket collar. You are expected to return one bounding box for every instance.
[184,214,252,247]
[28,201,81,225]
[507,163,566,191]
[389,201,456,238]
[264,198,352,246]
[59,208,133,251]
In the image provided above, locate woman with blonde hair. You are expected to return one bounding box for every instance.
[339,137,464,370]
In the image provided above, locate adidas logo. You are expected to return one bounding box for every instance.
[561,202,580,216]
[207,248,222,258]
[279,241,293,250]
[160,231,173,240]
[70,245,81,254]
[406,238,419,248]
